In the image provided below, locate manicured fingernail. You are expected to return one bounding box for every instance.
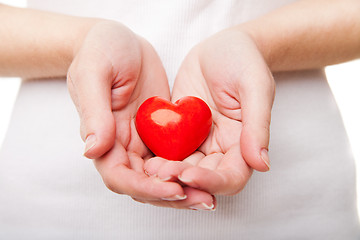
[178,175,193,184]
[144,169,157,177]
[261,148,270,170]
[158,176,172,182]
[84,134,96,155]
[189,202,216,211]
[161,195,187,201]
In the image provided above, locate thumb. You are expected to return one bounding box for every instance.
[67,67,116,159]
[239,69,275,172]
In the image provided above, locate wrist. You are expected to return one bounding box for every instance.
[71,20,140,60]
[234,23,274,71]
[69,18,105,61]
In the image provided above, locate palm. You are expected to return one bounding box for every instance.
[144,49,253,196]
[91,36,183,199]
[106,43,170,174]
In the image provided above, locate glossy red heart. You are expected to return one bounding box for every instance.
[135,96,212,161]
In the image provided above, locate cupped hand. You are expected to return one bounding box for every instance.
[67,21,214,209]
[145,28,275,196]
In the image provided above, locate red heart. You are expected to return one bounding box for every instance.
[135,96,212,161]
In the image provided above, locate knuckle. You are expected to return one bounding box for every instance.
[132,197,147,204]
[102,176,122,194]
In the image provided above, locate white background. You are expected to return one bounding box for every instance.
[1,0,360,216]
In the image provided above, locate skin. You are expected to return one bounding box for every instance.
[0,0,359,210]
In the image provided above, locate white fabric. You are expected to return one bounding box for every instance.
[0,1,359,239]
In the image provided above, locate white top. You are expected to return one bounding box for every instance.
[0,0,359,239]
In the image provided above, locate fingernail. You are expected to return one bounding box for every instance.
[161,195,187,201]
[178,175,193,184]
[189,202,216,211]
[84,134,96,155]
[158,176,172,182]
[261,148,270,170]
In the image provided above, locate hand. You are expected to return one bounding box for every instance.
[67,21,214,209]
[145,28,275,196]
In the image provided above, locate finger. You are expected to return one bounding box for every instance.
[182,151,205,166]
[143,157,168,177]
[239,65,275,172]
[156,161,192,182]
[144,157,192,182]
[197,152,222,170]
[144,152,204,181]
[67,62,116,159]
[135,187,216,211]
[128,151,151,174]
[179,145,252,195]
[94,142,185,200]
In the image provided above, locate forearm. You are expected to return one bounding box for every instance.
[239,0,360,72]
[0,4,100,78]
